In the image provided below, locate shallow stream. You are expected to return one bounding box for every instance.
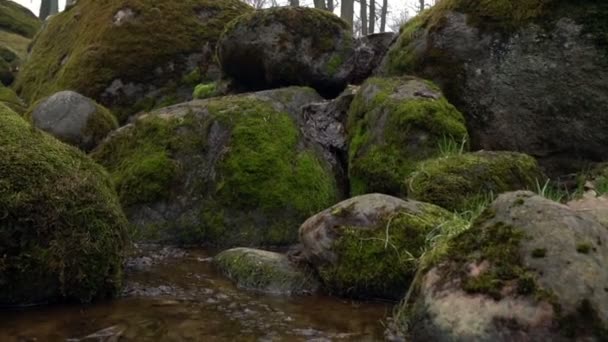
[0,246,391,341]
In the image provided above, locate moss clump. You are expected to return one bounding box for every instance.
[0,0,41,38]
[0,83,25,113]
[214,248,319,294]
[193,82,217,99]
[531,248,547,258]
[576,243,592,254]
[347,76,468,195]
[93,94,338,246]
[407,151,544,212]
[15,0,252,121]
[0,105,128,305]
[318,204,466,300]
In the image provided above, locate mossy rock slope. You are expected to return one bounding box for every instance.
[0,105,128,305]
[218,7,354,98]
[404,191,608,341]
[91,87,340,247]
[0,0,39,86]
[0,0,40,38]
[28,91,118,152]
[381,0,608,175]
[0,82,25,113]
[15,0,252,122]
[214,247,320,294]
[347,76,468,196]
[408,151,544,211]
[298,193,466,300]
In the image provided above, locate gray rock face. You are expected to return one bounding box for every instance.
[218,7,354,98]
[407,191,608,341]
[350,32,395,84]
[31,91,117,151]
[382,6,608,175]
[214,248,320,295]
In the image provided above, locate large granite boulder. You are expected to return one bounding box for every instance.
[0,104,128,305]
[218,7,354,98]
[29,91,118,152]
[381,1,608,175]
[92,87,340,247]
[15,0,252,121]
[403,191,608,341]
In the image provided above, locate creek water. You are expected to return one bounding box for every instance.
[0,245,391,341]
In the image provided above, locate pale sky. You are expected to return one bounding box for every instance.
[11,0,424,32]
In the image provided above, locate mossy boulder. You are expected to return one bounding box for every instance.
[0,105,128,305]
[91,87,340,247]
[29,91,118,152]
[408,151,544,211]
[381,0,608,175]
[0,82,25,113]
[214,247,320,294]
[0,0,41,38]
[404,191,608,341]
[15,0,252,122]
[218,7,354,98]
[298,193,466,300]
[347,76,468,196]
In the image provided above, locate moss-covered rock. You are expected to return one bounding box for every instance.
[193,82,217,100]
[0,0,40,38]
[380,0,608,176]
[91,87,339,247]
[28,91,118,152]
[408,151,544,211]
[298,193,466,300]
[0,82,25,113]
[214,247,320,294]
[403,191,608,341]
[218,7,354,98]
[15,0,252,122]
[0,105,128,305]
[347,76,468,196]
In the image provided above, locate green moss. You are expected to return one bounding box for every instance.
[0,83,25,113]
[0,0,41,38]
[0,105,128,305]
[193,82,217,99]
[326,54,343,76]
[93,94,338,246]
[214,248,318,293]
[407,151,544,212]
[576,243,592,254]
[318,204,467,299]
[182,67,202,86]
[15,0,252,120]
[347,76,468,196]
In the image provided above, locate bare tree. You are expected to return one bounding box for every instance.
[243,0,268,9]
[290,0,300,6]
[388,9,409,32]
[327,0,335,12]
[39,0,59,20]
[360,0,367,35]
[368,0,376,33]
[418,0,425,13]
[379,0,388,32]
[341,0,354,29]
[313,0,327,10]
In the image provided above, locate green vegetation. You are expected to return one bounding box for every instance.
[319,203,467,299]
[347,77,468,195]
[15,0,252,121]
[0,0,41,38]
[407,151,543,211]
[0,105,128,305]
[0,83,25,113]
[93,95,338,246]
[0,30,30,60]
[193,82,217,99]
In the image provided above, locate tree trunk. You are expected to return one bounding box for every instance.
[380,0,388,32]
[327,0,334,12]
[369,0,376,34]
[314,0,327,10]
[290,0,300,6]
[360,0,368,36]
[66,0,77,6]
[341,0,354,30]
[419,0,425,13]
[39,0,59,20]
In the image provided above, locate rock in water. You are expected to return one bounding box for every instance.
[14,0,252,121]
[30,91,117,152]
[214,248,319,295]
[407,151,544,211]
[404,191,608,341]
[218,7,354,98]
[298,194,466,300]
[0,105,128,305]
[347,76,468,196]
[91,87,340,247]
[381,1,608,174]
